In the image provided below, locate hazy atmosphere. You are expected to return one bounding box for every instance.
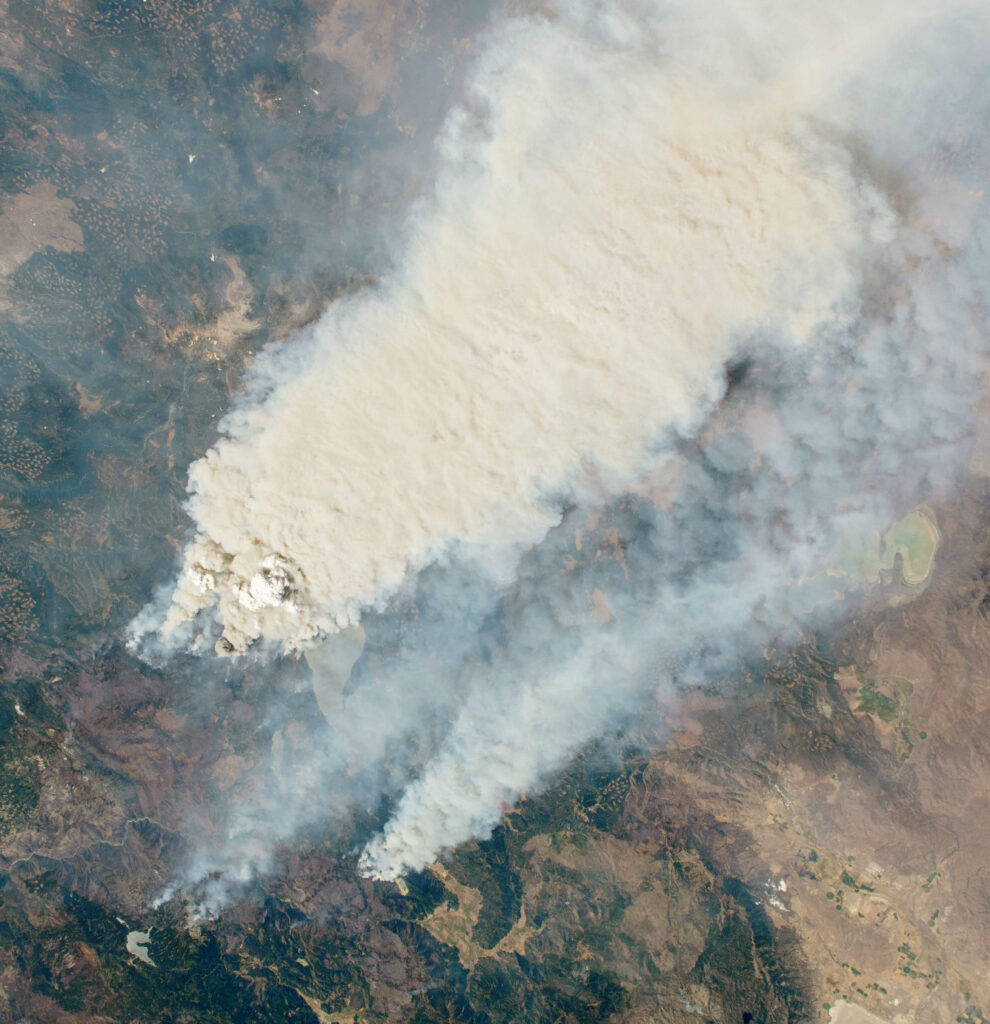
[133,0,990,887]
[3,0,990,1020]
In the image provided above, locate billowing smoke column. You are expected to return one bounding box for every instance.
[134,0,990,888]
[143,0,897,656]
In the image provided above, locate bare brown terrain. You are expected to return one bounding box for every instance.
[614,482,990,1022]
[0,0,987,1020]
[403,480,990,1024]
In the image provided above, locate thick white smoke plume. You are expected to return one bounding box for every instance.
[144,0,897,656]
[134,0,990,887]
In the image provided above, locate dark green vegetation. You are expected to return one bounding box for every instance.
[0,0,484,651]
[853,670,916,759]
[10,887,318,1021]
[3,1,974,1022]
[855,673,899,723]
[0,0,504,1019]
[403,745,815,1024]
[0,675,61,837]
[0,714,816,1022]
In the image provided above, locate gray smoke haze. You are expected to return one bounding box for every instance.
[133,0,990,893]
